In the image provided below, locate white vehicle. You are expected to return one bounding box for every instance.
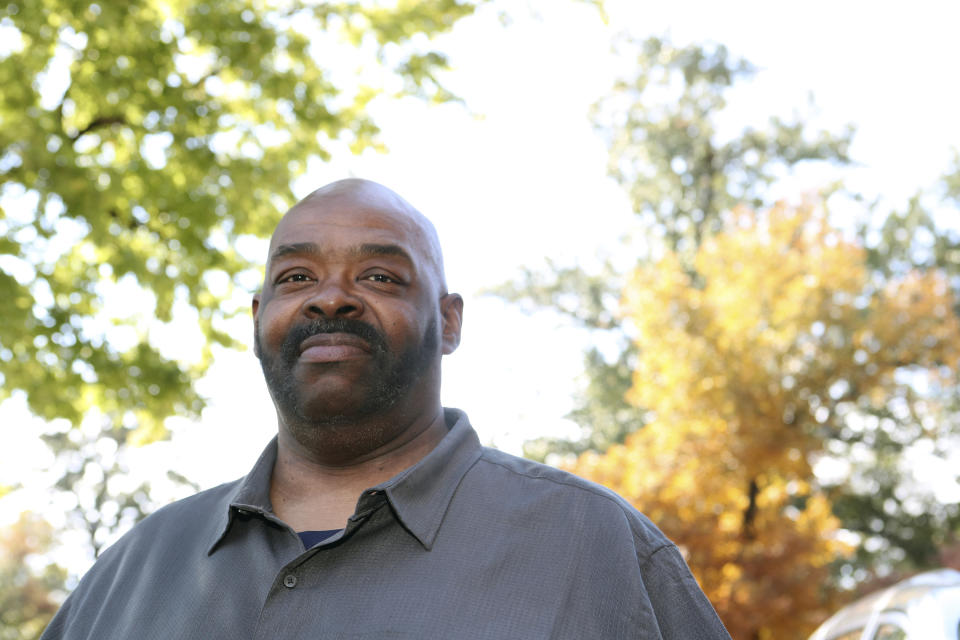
[809,568,960,640]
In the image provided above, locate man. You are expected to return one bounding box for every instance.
[42,179,731,639]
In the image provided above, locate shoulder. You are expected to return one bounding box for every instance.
[474,446,638,513]
[471,447,674,560]
[41,479,243,639]
[126,479,238,535]
[470,450,731,637]
[90,478,241,563]
[476,446,622,500]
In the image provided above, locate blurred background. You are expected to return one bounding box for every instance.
[2,0,959,638]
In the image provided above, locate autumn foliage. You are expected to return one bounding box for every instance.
[568,204,960,639]
[0,513,66,640]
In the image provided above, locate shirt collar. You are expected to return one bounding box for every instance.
[207,408,482,554]
[207,436,279,555]
[374,408,482,549]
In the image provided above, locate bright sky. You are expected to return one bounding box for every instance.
[3,0,960,573]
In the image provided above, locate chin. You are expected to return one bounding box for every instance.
[293,393,397,427]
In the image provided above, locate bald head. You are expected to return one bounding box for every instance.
[277,179,447,292]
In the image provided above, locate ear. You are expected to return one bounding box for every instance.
[251,294,261,359]
[439,293,463,355]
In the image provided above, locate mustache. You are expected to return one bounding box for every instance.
[280,317,388,360]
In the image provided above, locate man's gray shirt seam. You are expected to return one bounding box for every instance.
[474,451,680,566]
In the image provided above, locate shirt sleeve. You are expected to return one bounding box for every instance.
[641,544,732,640]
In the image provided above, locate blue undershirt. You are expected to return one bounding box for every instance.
[297,529,341,548]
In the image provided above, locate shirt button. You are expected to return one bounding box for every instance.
[283,574,297,588]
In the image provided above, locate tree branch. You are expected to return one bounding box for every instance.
[70,116,127,140]
[742,477,759,540]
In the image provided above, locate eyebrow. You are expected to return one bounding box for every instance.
[269,242,413,265]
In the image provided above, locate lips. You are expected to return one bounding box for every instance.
[298,332,373,363]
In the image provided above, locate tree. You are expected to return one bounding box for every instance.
[830,174,960,578]
[0,513,67,640]
[498,34,960,584]
[568,204,960,639]
[0,0,481,443]
[500,36,852,458]
[40,420,200,561]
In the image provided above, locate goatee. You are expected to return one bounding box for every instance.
[256,316,438,429]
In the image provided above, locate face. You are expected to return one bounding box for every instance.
[252,191,461,439]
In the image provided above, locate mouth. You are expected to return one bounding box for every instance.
[298,332,373,363]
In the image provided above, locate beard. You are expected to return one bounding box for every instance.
[256,315,438,430]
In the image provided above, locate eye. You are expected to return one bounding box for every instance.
[365,273,397,284]
[276,272,313,285]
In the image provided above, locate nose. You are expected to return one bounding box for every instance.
[302,278,364,318]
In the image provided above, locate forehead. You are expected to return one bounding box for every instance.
[268,197,433,269]
[266,182,447,290]
[274,203,416,244]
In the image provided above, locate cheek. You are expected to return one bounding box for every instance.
[375,307,424,347]
[256,303,295,349]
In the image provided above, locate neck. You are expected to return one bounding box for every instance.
[269,404,448,531]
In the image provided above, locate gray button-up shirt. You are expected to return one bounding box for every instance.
[42,409,730,639]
